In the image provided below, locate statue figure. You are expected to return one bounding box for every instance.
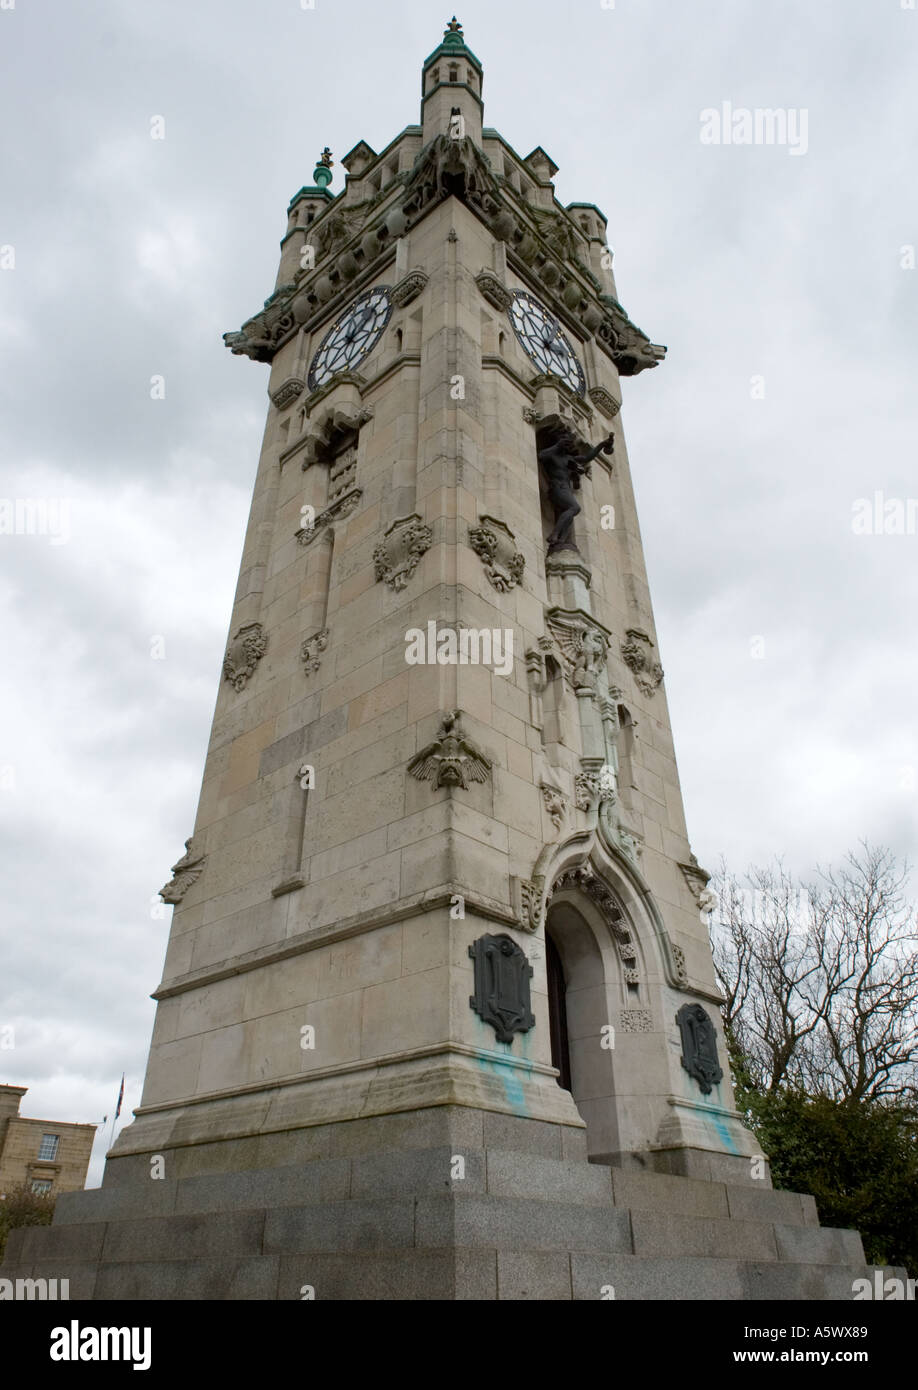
[538,427,614,552]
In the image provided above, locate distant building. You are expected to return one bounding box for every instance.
[0,1085,95,1197]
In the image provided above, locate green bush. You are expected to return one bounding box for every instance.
[738,1085,918,1274]
[0,1184,56,1261]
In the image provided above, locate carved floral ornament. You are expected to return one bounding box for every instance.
[374,513,433,591]
[223,622,267,692]
[620,627,664,698]
[468,516,525,592]
[224,134,665,377]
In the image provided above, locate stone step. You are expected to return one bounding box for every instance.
[609,1168,818,1227]
[52,1146,613,1227]
[629,1208,864,1265]
[2,1251,891,1302]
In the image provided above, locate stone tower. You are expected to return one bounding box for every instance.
[4,20,877,1300]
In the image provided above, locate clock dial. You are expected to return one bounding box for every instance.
[508,291,586,396]
[307,287,392,391]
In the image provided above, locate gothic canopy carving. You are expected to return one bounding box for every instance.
[224,133,665,376]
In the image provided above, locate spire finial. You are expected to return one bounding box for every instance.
[313,148,334,189]
[444,15,463,41]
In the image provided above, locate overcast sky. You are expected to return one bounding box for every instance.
[1,0,916,1185]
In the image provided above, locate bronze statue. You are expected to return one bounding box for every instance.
[538,427,614,552]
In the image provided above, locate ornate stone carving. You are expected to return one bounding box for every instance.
[468,516,525,592]
[676,1003,724,1095]
[539,783,566,830]
[518,876,545,932]
[159,838,205,905]
[672,944,688,988]
[620,627,664,697]
[223,622,267,692]
[408,710,491,790]
[299,402,373,470]
[328,444,357,502]
[522,405,540,425]
[402,133,503,225]
[373,513,433,591]
[588,386,620,421]
[620,1009,653,1033]
[475,269,513,311]
[469,934,535,1044]
[574,759,616,812]
[300,628,329,676]
[616,825,644,867]
[296,489,363,545]
[545,609,610,694]
[271,377,306,410]
[680,854,717,915]
[391,270,429,307]
[597,294,667,376]
[550,865,640,982]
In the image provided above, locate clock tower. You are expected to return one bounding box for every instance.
[4,19,874,1300]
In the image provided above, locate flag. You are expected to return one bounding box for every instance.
[114,1074,125,1120]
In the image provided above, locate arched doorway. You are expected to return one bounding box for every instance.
[546,933,571,1090]
[545,890,624,1162]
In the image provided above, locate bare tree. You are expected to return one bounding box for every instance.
[710,843,918,1103]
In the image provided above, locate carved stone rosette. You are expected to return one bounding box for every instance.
[223,622,267,692]
[468,516,525,592]
[159,838,205,905]
[620,627,664,698]
[475,269,513,312]
[301,628,329,676]
[374,514,433,591]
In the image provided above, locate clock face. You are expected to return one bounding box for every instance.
[508,291,586,396]
[307,287,392,391]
